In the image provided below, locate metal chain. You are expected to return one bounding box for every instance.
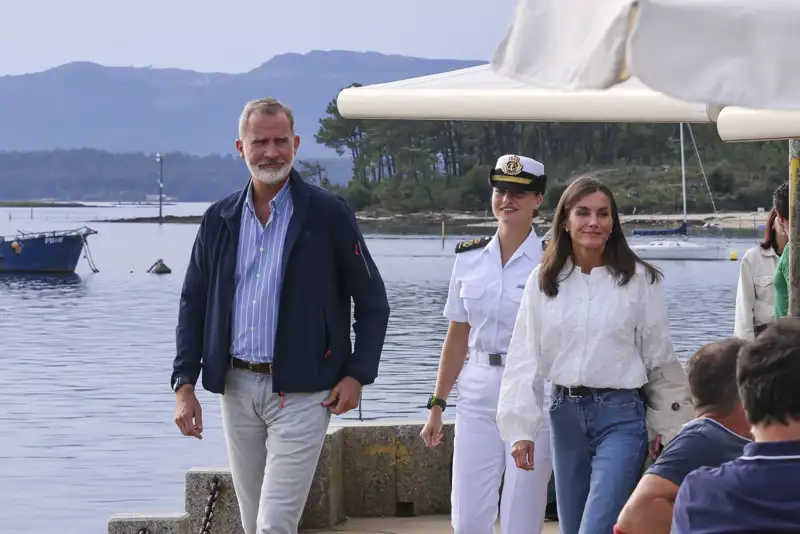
[138,529,150,534]
[199,476,221,534]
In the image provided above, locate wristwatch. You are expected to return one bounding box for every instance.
[426,395,447,412]
[173,376,191,393]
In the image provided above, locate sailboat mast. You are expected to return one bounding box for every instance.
[679,122,687,223]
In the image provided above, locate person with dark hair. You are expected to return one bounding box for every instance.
[771,181,791,318]
[615,338,751,534]
[734,208,787,339]
[496,175,694,534]
[420,154,553,534]
[672,319,800,533]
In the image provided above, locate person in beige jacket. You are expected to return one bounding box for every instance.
[734,209,786,340]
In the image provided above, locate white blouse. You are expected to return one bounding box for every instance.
[496,260,679,446]
[733,245,780,340]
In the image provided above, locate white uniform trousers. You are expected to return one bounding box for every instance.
[452,360,552,534]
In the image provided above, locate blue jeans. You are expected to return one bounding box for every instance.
[548,387,647,534]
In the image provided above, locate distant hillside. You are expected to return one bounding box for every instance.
[0,149,354,202]
[0,51,483,158]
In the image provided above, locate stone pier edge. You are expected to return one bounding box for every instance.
[108,420,457,534]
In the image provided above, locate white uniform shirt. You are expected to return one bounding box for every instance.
[443,229,543,354]
[497,260,678,446]
[734,245,780,340]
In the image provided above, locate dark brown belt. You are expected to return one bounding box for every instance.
[555,384,617,397]
[230,357,272,374]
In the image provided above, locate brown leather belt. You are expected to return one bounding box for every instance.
[555,384,617,397]
[230,357,272,374]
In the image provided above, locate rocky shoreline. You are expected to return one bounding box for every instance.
[94,209,767,236]
[0,201,89,208]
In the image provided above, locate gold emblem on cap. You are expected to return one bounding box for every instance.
[502,155,523,176]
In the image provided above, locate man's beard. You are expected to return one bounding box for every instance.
[248,155,293,184]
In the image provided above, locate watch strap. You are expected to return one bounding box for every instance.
[427,394,446,411]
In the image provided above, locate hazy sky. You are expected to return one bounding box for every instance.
[1,0,519,75]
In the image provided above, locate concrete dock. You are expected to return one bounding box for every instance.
[313,516,560,533]
[107,420,560,533]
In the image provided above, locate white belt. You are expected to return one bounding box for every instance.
[468,350,506,367]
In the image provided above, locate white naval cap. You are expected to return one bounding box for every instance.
[489,154,547,193]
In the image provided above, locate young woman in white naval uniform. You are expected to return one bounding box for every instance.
[420,154,552,534]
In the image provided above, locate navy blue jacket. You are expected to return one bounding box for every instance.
[171,171,390,394]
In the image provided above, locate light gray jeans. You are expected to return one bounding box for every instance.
[220,367,332,534]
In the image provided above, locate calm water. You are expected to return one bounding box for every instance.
[0,204,754,533]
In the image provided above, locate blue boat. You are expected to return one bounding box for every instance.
[0,226,99,273]
[632,220,689,237]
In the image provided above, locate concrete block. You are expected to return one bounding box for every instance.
[185,468,243,534]
[108,512,190,534]
[300,426,346,530]
[395,422,454,515]
[341,422,398,517]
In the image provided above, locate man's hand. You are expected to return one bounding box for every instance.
[174,385,203,439]
[322,376,362,415]
[511,440,535,470]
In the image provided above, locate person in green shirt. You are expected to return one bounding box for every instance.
[772,182,791,319]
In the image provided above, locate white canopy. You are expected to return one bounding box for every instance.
[336,65,800,141]
[336,65,717,123]
[491,0,800,111]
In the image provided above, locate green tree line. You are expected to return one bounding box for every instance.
[315,85,789,215]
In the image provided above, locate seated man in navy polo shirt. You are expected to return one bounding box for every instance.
[615,338,752,534]
[672,319,800,533]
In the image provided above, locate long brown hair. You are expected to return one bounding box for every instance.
[539,175,662,297]
[760,209,779,252]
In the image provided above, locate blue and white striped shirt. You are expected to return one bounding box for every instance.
[230,180,293,363]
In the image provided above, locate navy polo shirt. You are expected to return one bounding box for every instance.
[672,440,800,533]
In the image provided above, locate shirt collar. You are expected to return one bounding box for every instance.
[760,245,779,258]
[742,440,800,460]
[245,178,292,215]
[482,227,541,261]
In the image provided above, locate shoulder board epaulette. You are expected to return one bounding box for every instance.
[455,236,491,254]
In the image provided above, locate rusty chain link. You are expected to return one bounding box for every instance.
[199,476,221,534]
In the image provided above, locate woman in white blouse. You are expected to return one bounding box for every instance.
[733,209,786,339]
[496,175,688,534]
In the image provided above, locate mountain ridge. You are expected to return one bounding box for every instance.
[0,50,484,158]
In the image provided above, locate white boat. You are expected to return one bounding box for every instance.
[631,237,730,261]
[629,123,730,261]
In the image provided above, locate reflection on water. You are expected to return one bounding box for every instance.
[0,272,84,291]
[0,217,755,533]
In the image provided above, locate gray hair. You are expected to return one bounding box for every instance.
[238,97,295,139]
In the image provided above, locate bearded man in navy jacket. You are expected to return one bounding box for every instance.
[171,97,390,534]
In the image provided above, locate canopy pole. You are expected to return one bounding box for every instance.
[790,140,800,317]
